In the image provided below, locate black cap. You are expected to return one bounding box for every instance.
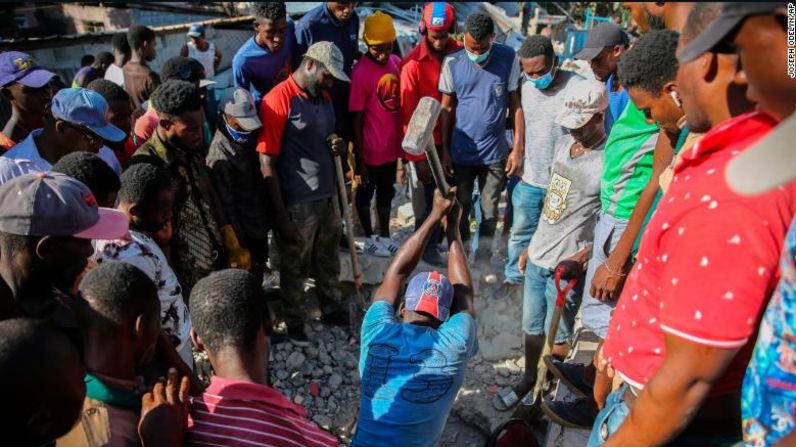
[575,23,629,61]
[678,2,785,63]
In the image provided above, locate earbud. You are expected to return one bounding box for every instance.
[670,91,682,108]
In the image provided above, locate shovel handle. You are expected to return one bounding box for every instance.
[333,155,366,308]
[554,267,577,308]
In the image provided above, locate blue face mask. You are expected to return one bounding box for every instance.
[225,121,252,144]
[466,46,492,64]
[524,65,556,90]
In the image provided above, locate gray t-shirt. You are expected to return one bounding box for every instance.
[521,70,585,187]
[528,134,604,269]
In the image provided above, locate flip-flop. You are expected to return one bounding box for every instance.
[493,385,532,412]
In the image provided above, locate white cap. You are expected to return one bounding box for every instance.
[555,79,609,129]
[221,88,261,132]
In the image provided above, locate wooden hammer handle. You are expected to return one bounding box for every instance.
[425,140,450,195]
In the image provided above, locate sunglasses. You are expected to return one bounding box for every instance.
[63,121,103,147]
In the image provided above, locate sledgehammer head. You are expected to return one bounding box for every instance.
[402,96,441,156]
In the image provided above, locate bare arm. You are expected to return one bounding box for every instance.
[604,334,737,446]
[352,111,365,177]
[776,430,796,447]
[440,93,457,175]
[259,153,295,241]
[214,46,222,70]
[506,89,524,176]
[446,200,474,317]
[373,190,455,309]
[591,131,674,300]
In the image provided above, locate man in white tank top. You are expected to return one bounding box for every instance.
[181,24,222,129]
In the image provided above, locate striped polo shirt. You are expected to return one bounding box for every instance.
[187,376,338,447]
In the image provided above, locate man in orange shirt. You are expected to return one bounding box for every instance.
[400,2,460,266]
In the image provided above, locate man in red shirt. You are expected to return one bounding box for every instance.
[187,269,338,447]
[400,2,460,266]
[587,8,795,445]
[258,42,350,345]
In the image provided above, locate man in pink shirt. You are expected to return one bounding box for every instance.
[350,11,403,257]
[187,269,337,447]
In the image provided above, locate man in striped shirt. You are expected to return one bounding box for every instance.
[186,269,338,447]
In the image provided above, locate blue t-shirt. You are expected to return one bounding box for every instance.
[742,218,796,446]
[605,73,630,135]
[294,3,359,137]
[232,22,295,106]
[353,301,478,447]
[438,44,520,166]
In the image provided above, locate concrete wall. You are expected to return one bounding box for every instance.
[20,27,252,87]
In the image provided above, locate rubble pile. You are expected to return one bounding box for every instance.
[270,323,362,442]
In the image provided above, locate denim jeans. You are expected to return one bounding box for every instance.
[588,385,742,447]
[505,182,546,284]
[522,261,583,343]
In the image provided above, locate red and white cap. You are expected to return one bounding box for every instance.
[0,172,128,239]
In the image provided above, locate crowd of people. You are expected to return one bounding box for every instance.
[0,1,793,446]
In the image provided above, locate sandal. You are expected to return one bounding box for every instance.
[492,382,533,412]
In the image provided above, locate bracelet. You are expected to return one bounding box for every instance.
[602,261,627,277]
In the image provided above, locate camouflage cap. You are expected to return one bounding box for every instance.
[305,41,350,83]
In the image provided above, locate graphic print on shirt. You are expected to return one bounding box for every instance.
[362,344,454,404]
[400,348,453,404]
[542,173,572,224]
[376,73,400,111]
[363,343,399,400]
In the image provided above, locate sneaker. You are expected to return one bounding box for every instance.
[543,355,594,398]
[286,325,310,347]
[541,397,598,429]
[320,308,350,327]
[365,236,391,257]
[262,270,280,290]
[380,237,399,256]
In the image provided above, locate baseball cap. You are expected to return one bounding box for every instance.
[678,3,784,63]
[574,23,629,61]
[726,113,796,195]
[363,11,396,45]
[0,172,128,239]
[404,271,454,322]
[222,88,261,132]
[424,2,456,32]
[305,42,350,83]
[51,88,126,142]
[555,79,609,129]
[187,24,205,38]
[0,51,55,88]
